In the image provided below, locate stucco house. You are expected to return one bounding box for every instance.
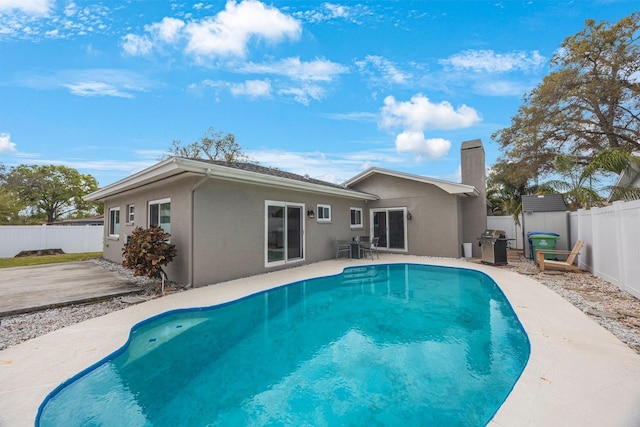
[85,139,487,287]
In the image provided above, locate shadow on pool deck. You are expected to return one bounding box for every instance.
[0,261,142,317]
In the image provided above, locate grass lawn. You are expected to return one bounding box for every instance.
[0,252,103,269]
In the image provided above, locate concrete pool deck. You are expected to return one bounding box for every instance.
[1,255,639,426]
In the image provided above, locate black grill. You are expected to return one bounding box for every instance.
[478,229,508,265]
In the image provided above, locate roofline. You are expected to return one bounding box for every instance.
[85,158,378,202]
[342,167,479,197]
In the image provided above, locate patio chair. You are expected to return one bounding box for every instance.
[536,240,584,272]
[336,240,351,259]
[361,237,380,260]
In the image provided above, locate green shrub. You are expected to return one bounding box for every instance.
[122,226,177,282]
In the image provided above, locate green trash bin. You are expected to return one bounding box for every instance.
[530,234,560,262]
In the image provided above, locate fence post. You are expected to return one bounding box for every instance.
[40,224,48,250]
[613,201,627,293]
[591,207,602,281]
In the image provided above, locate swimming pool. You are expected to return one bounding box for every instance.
[37,263,530,426]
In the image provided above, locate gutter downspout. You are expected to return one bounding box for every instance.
[188,169,212,288]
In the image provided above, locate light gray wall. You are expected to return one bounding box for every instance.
[349,174,462,257]
[460,139,487,258]
[192,179,368,286]
[102,177,196,284]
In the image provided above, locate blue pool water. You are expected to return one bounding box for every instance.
[38,264,530,426]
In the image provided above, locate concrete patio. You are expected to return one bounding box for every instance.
[0,261,142,317]
[1,255,639,426]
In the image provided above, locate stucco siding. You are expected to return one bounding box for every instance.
[191,179,368,286]
[350,174,462,257]
[101,177,197,285]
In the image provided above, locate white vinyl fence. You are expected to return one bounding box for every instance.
[573,200,640,300]
[489,199,640,299]
[0,225,104,258]
[487,215,524,250]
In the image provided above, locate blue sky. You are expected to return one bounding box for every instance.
[0,1,637,187]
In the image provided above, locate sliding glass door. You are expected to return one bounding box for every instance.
[371,208,407,251]
[265,201,304,266]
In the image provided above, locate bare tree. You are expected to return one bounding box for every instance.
[166,127,251,162]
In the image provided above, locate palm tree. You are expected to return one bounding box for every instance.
[540,155,605,210]
[584,149,640,201]
[487,165,538,225]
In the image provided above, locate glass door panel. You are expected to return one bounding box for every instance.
[286,206,302,260]
[267,205,284,263]
[388,210,405,249]
[373,211,387,248]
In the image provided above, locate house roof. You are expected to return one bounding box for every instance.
[85,157,378,202]
[342,167,479,197]
[522,194,567,212]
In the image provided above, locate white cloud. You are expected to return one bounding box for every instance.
[121,34,153,56]
[184,0,301,58]
[380,94,481,131]
[355,55,411,84]
[18,69,152,98]
[0,0,52,15]
[474,80,531,97]
[249,148,388,184]
[230,79,271,97]
[0,132,17,152]
[248,145,430,184]
[278,84,325,105]
[190,78,271,99]
[440,49,546,73]
[62,82,134,98]
[121,18,185,56]
[146,17,185,44]
[395,132,450,160]
[63,1,77,17]
[379,94,480,161]
[241,57,348,82]
[323,111,377,122]
[293,2,370,24]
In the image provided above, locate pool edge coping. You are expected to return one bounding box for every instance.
[1,254,640,427]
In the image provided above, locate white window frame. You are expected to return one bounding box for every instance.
[127,204,135,224]
[149,198,171,234]
[264,200,306,268]
[370,207,408,252]
[350,207,363,229]
[317,204,331,223]
[108,207,120,238]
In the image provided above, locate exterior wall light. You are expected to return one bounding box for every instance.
[407,211,412,220]
[307,209,315,218]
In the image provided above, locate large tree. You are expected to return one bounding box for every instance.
[2,164,99,224]
[487,161,540,223]
[0,162,26,224]
[166,127,250,162]
[492,13,640,183]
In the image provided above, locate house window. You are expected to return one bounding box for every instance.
[127,204,135,223]
[350,207,363,229]
[149,198,171,234]
[317,204,331,222]
[108,207,120,238]
[265,201,305,267]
